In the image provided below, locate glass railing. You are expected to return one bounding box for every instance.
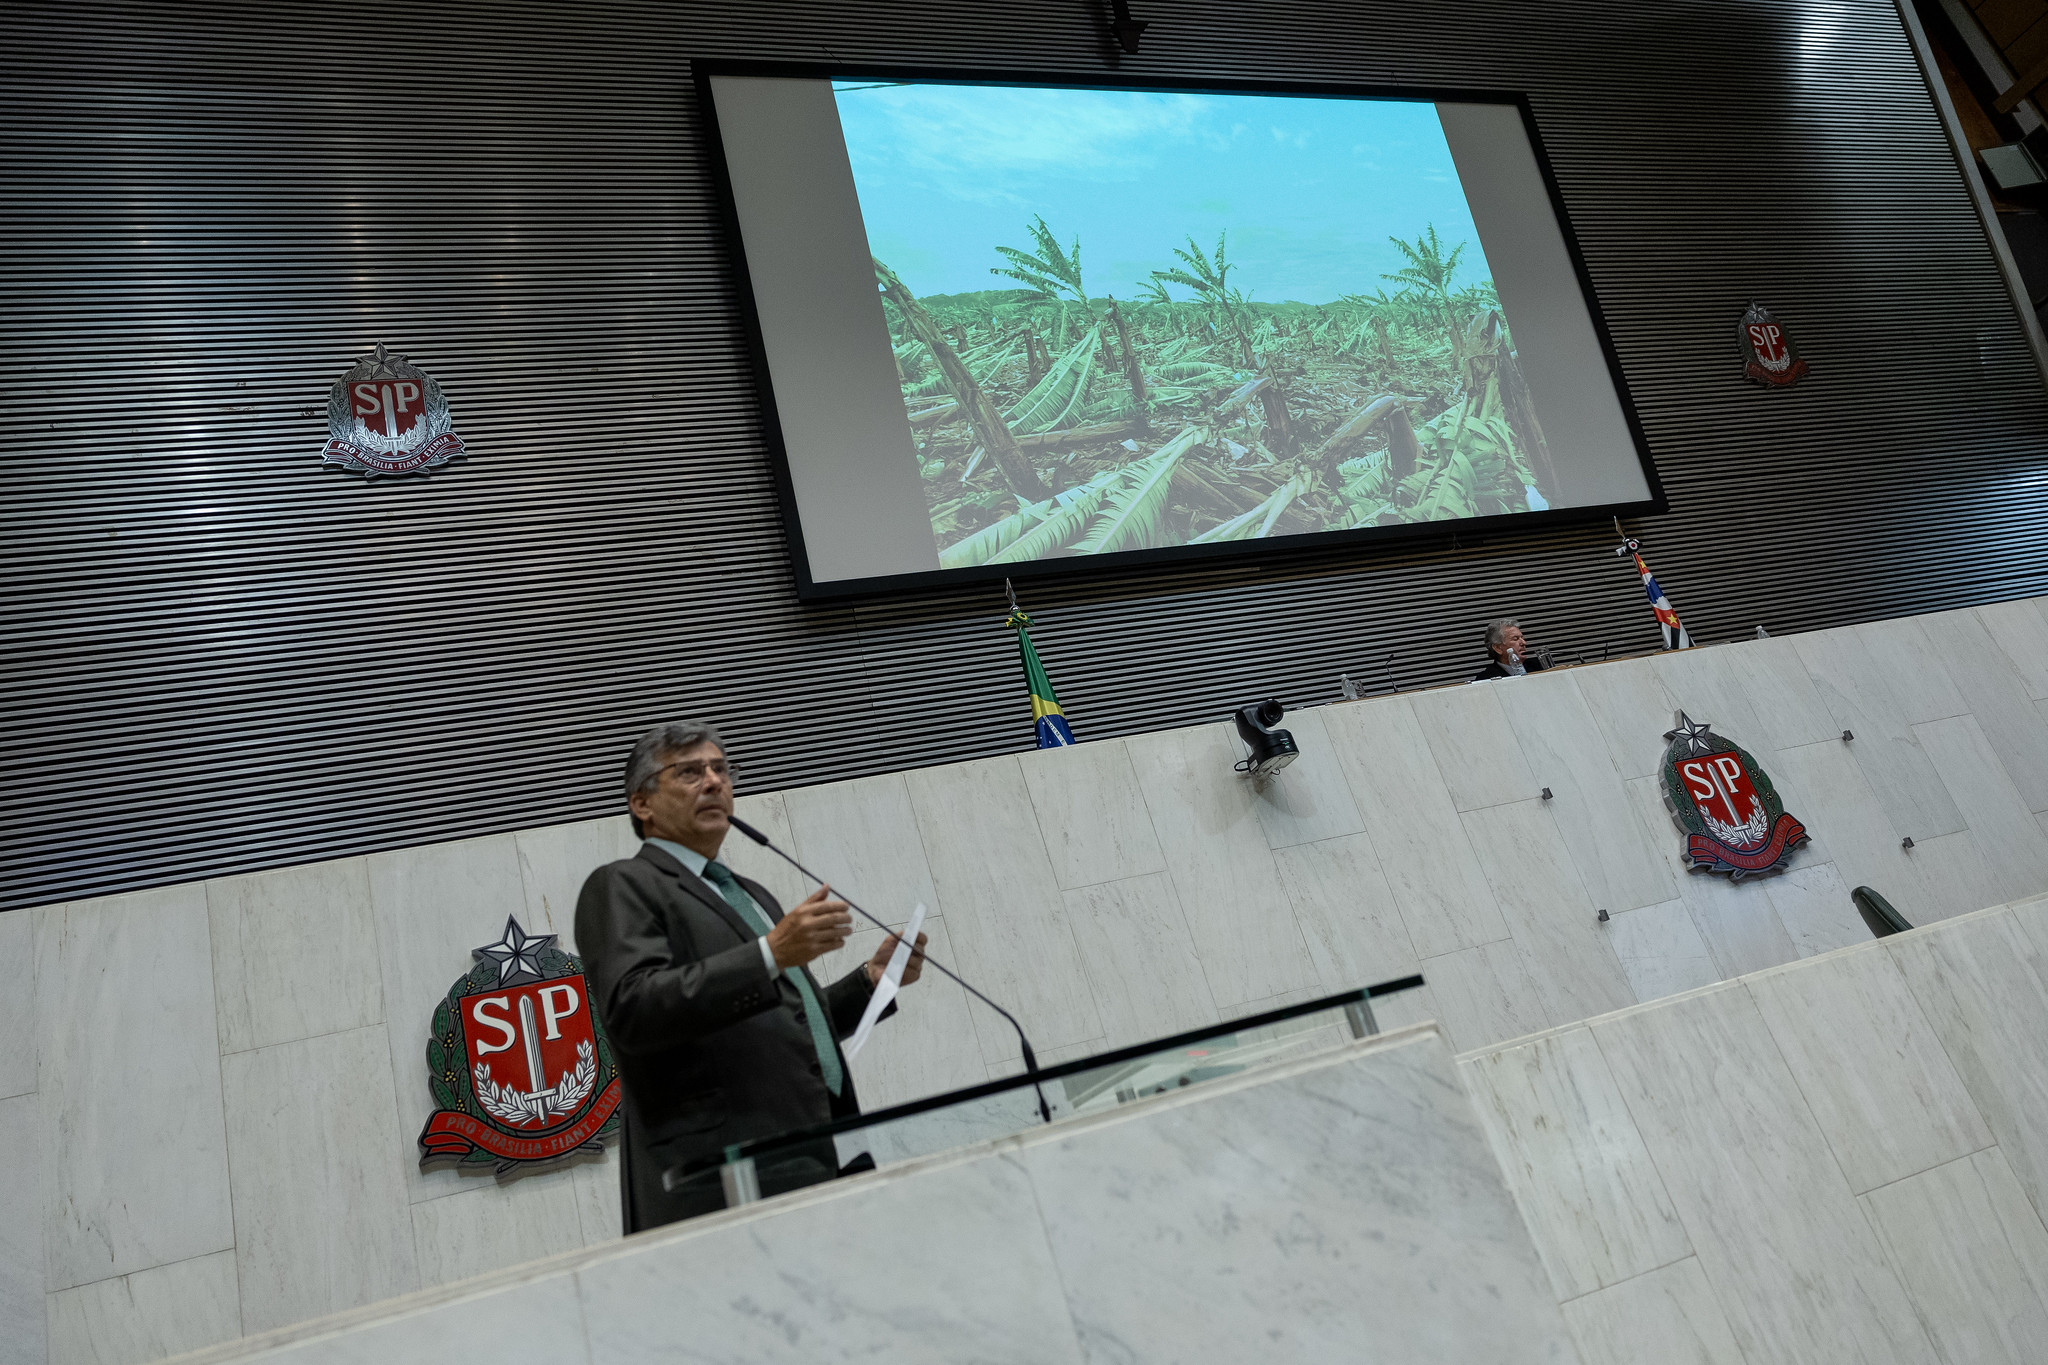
[665,975,1424,1210]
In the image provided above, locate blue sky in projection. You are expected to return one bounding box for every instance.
[832,83,1495,306]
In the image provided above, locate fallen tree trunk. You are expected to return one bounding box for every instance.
[1014,421,1139,451]
[876,259,1050,503]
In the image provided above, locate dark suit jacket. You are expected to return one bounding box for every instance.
[574,841,883,1231]
[1472,654,1553,682]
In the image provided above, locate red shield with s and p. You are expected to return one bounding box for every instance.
[1673,750,1769,853]
[460,977,602,1130]
[349,377,429,443]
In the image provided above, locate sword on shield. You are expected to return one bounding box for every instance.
[516,995,555,1123]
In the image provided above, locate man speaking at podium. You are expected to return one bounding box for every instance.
[576,720,926,1231]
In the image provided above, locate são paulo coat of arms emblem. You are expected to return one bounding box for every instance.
[1738,302,1808,388]
[418,917,622,1179]
[1659,711,1808,877]
[322,342,466,476]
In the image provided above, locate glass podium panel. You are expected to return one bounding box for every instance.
[664,977,1422,1206]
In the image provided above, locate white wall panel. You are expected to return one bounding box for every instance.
[37,889,235,1292]
[209,858,382,1056]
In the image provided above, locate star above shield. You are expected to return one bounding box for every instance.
[1663,710,1717,755]
[474,917,556,985]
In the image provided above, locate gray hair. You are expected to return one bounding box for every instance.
[623,720,726,837]
[1485,618,1521,649]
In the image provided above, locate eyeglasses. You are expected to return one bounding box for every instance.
[655,758,737,788]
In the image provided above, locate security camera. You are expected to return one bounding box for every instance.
[1233,699,1298,779]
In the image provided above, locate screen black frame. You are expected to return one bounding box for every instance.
[695,59,1668,602]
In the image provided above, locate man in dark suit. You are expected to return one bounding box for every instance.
[1472,618,1553,682]
[575,720,927,1231]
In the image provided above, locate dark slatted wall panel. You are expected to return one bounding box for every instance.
[4,0,2044,911]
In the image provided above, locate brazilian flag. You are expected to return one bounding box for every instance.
[1008,607,1075,747]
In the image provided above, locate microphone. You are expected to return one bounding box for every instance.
[725,813,1054,1123]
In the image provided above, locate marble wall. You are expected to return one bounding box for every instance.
[1461,895,2048,1365]
[10,596,2048,1362]
[140,1025,1585,1365]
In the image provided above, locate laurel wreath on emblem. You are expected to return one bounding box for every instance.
[472,1040,600,1125]
[425,947,621,1170]
[1701,792,1771,849]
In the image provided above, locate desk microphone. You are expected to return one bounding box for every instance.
[725,814,1053,1123]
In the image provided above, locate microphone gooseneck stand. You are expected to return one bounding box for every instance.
[726,814,1054,1123]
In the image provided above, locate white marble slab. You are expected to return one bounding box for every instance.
[1888,910,2048,1220]
[572,1153,623,1247]
[2011,893,2048,956]
[1716,636,1845,751]
[514,814,644,956]
[1591,982,1936,1365]
[1023,1030,1577,1365]
[1463,799,1635,1028]
[1017,740,1167,888]
[223,1272,589,1365]
[1606,898,1722,1003]
[1653,645,1770,754]
[1409,683,1539,812]
[580,1140,1086,1365]
[1369,979,1444,1036]
[222,1025,419,1333]
[905,756,1103,1063]
[1576,656,1684,780]
[1495,670,1676,914]
[1746,944,1991,1193]
[1861,1148,2048,1365]
[1064,873,1219,1049]
[1461,1026,1689,1299]
[1916,714,2048,906]
[783,772,944,924]
[1244,708,1366,849]
[1123,725,1318,1010]
[1562,1256,1747,1365]
[209,857,382,1056]
[1794,627,1966,841]
[0,910,34,1101]
[1420,940,1552,1053]
[410,1171,586,1289]
[1769,740,1936,926]
[45,1249,241,1365]
[365,833,532,1204]
[1977,599,2048,701]
[1921,608,2048,812]
[1321,697,1510,958]
[0,1093,45,1365]
[38,887,236,1292]
[1626,774,1797,978]
[1854,616,1970,724]
[1906,828,2010,923]
[1270,832,1420,993]
[1761,860,1869,958]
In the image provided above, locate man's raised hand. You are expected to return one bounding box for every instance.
[765,885,853,968]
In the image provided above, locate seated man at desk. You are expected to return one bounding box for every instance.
[1473,618,1551,681]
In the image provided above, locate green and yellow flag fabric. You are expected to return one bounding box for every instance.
[1008,607,1075,747]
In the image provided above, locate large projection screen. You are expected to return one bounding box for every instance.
[703,68,1660,596]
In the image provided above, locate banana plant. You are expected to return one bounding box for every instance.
[1004,326,1101,434]
[1072,425,1205,555]
[989,470,1121,563]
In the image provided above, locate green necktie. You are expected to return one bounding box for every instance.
[700,860,844,1097]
